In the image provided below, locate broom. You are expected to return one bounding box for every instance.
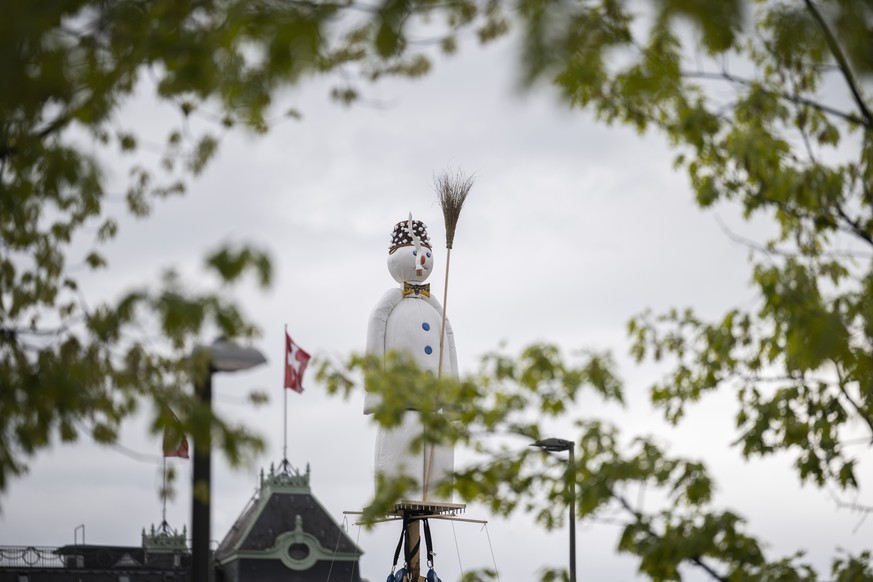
[423,169,474,499]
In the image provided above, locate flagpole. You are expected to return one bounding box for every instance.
[280,327,310,475]
[283,324,289,472]
[161,456,168,527]
[284,389,288,462]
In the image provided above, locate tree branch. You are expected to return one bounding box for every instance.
[828,489,873,534]
[1,324,72,338]
[860,135,873,206]
[714,214,873,259]
[689,557,729,582]
[803,0,873,129]
[837,386,873,443]
[833,362,873,443]
[682,70,869,129]
[835,204,873,249]
[734,372,838,385]
[35,113,73,141]
[613,493,729,582]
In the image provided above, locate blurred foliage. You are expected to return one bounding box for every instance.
[4,0,873,579]
[0,0,509,498]
[323,340,872,581]
[326,0,873,580]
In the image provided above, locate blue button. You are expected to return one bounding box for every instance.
[424,346,433,355]
[422,322,430,331]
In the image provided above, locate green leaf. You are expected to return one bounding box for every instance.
[85,251,107,269]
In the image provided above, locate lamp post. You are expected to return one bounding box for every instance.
[531,438,576,582]
[191,338,266,582]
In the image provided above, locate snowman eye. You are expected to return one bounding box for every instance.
[412,249,418,256]
[426,252,431,258]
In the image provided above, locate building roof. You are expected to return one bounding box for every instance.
[0,463,361,582]
[214,463,361,573]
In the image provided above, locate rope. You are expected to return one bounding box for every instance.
[483,523,501,582]
[348,524,362,582]
[451,520,464,578]
[325,516,347,581]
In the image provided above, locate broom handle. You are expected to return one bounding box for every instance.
[425,247,452,500]
[437,248,451,380]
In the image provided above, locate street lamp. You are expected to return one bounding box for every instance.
[191,338,266,582]
[531,437,577,582]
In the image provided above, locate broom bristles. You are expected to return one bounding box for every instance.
[435,169,474,249]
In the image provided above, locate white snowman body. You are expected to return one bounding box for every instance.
[365,220,457,503]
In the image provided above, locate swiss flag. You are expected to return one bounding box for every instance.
[284,331,310,393]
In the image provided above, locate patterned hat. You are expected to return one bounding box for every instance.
[389,218,432,254]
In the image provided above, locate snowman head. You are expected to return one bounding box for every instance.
[387,216,434,284]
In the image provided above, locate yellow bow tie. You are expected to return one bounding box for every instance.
[403,282,430,297]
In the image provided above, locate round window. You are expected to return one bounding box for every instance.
[287,543,310,561]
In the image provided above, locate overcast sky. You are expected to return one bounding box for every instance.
[1,24,870,582]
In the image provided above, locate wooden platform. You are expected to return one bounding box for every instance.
[344,499,478,525]
[392,500,466,517]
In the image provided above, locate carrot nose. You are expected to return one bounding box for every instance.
[420,254,426,266]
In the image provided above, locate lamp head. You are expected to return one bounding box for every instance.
[531,438,574,452]
[206,338,267,372]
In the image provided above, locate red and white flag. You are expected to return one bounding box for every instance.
[284,331,310,393]
[162,408,189,459]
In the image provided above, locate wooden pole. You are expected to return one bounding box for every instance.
[405,513,422,581]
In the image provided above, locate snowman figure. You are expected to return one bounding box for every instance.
[364,215,458,503]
